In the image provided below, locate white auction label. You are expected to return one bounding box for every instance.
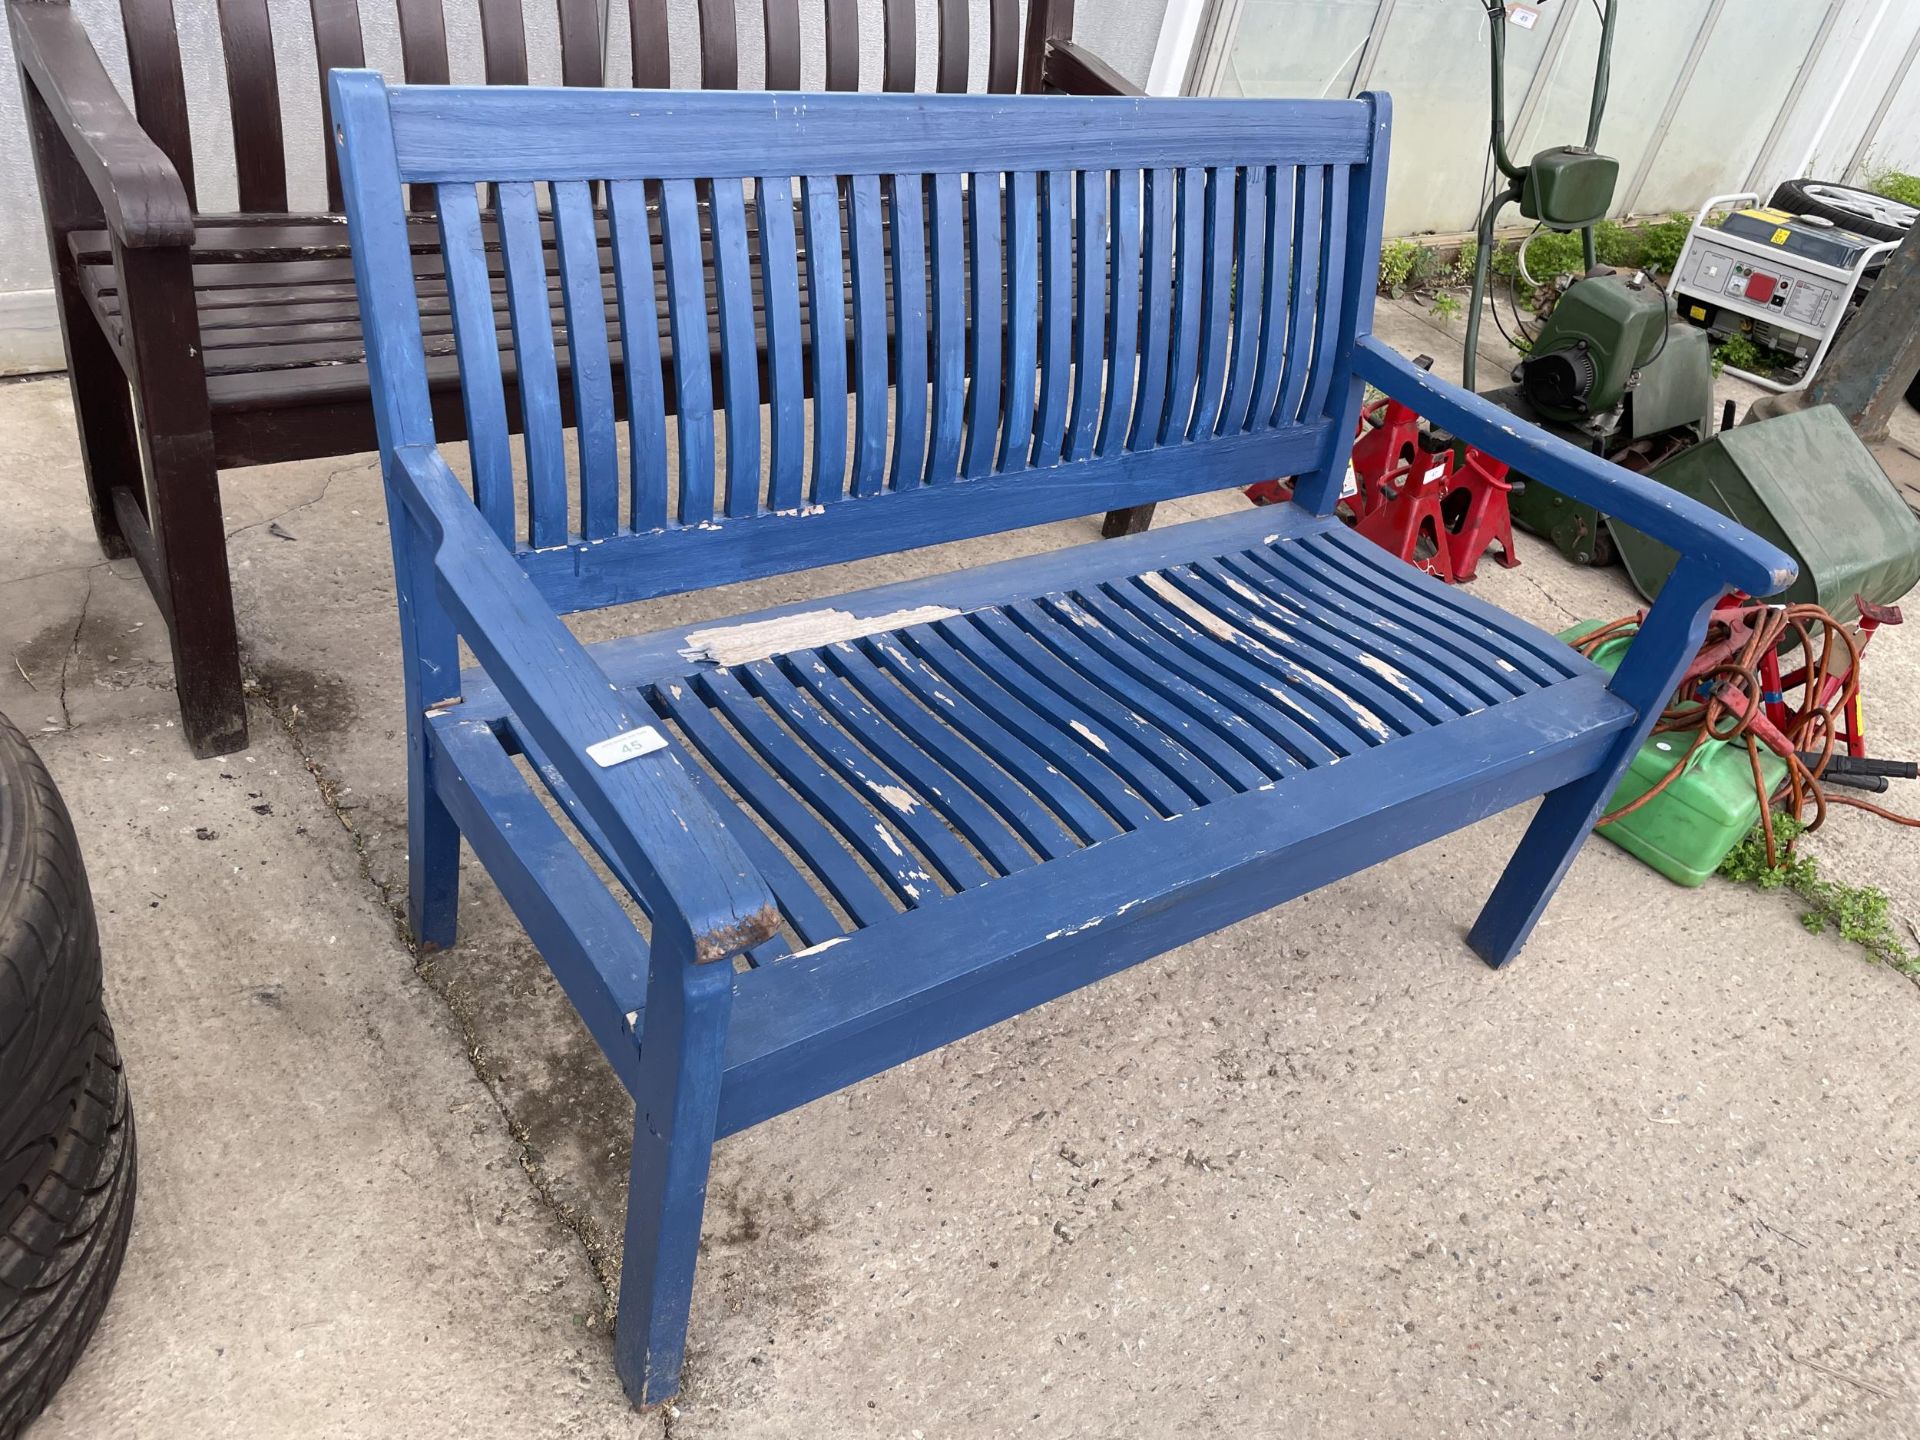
[588,725,670,767]
[1507,3,1540,28]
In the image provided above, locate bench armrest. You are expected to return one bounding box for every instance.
[1352,335,1797,599]
[9,0,193,248]
[392,445,781,965]
[1042,37,1144,97]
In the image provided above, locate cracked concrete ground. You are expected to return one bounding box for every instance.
[4,300,1920,1438]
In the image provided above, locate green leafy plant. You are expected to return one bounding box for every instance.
[1711,332,1796,377]
[1428,292,1462,323]
[1592,219,1642,268]
[1378,238,1421,297]
[1449,239,1479,285]
[1719,817,1918,975]
[1634,214,1694,274]
[1868,169,1920,207]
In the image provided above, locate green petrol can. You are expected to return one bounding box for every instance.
[1558,622,1786,887]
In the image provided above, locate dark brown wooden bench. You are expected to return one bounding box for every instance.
[10,0,1139,757]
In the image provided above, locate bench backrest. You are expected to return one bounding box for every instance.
[334,73,1391,615]
[111,0,1038,213]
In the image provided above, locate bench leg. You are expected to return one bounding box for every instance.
[615,960,732,1407]
[1468,568,1724,967]
[55,280,140,562]
[409,778,461,951]
[112,244,248,758]
[24,86,136,560]
[1100,503,1156,538]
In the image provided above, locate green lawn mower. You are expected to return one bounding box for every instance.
[1457,0,1716,567]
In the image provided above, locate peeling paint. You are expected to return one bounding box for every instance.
[875,824,906,857]
[681,604,961,667]
[870,782,920,814]
[1070,721,1110,752]
[1139,572,1243,645]
[791,936,847,958]
[1045,915,1105,940]
[1358,654,1421,699]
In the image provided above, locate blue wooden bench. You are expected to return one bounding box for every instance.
[330,73,1794,1405]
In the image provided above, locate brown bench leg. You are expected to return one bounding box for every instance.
[25,88,135,560]
[1100,503,1157,538]
[115,245,248,758]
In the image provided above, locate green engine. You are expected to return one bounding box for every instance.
[1518,272,1674,424]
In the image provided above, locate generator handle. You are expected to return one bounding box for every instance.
[1691,191,1758,226]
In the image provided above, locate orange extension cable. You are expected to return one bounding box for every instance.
[1570,602,1920,869]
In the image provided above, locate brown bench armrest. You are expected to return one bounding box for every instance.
[1043,37,1145,98]
[9,0,193,248]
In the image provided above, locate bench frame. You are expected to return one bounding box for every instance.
[8,0,1130,758]
[333,71,1794,1406]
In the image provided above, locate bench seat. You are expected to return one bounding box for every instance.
[429,503,1632,1137]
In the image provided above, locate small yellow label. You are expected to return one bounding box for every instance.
[1771,227,1791,244]
[1688,304,1707,321]
[1739,207,1795,223]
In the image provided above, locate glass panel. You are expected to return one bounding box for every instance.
[1219,0,1382,101]
[1635,6,1829,215]
[1363,0,1560,233]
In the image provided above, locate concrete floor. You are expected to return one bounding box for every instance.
[4,299,1920,1439]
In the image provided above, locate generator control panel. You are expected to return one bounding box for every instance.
[1676,244,1845,330]
[1669,195,1900,392]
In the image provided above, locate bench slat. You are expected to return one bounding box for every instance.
[1276,165,1326,428]
[1064,168,1106,463]
[1030,170,1071,469]
[803,176,850,503]
[711,179,763,519]
[436,183,517,544]
[609,180,671,531]
[757,178,807,513]
[926,173,967,483]
[1305,163,1353,423]
[660,178,717,526]
[887,175,931,492]
[1250,165,1295,435]
[1220,165,1265,434]
[382,91,1376,183]
[761,0,801,90]
[1159,166,1204,444]
[217,0,288,212]
[847,175,889,498]
[1096,169,1139,458]
[555,180,620,538]
[1188,166,1235,439]
[497,180,568,547]
[961,174,1002,478]
[997,171,1038,470]
[1127,166,1173,452]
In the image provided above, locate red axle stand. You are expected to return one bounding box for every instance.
[1245,394,1520,585]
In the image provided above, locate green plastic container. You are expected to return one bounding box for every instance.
[1559,622,1786,887]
